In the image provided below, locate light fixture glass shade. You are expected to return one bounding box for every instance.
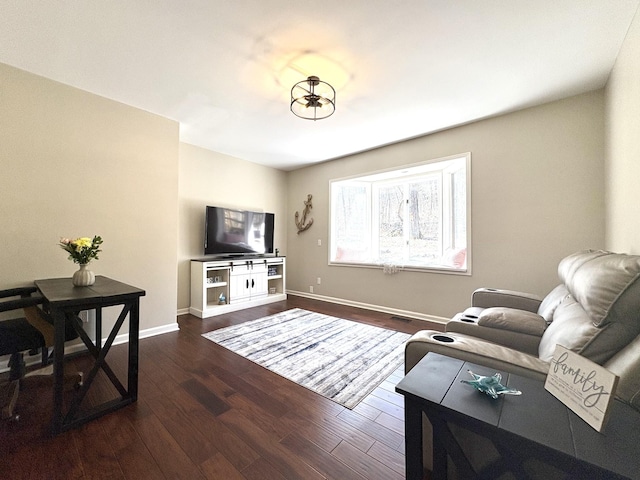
[290,76,336,120]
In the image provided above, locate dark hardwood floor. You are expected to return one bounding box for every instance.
[0,296,443,479]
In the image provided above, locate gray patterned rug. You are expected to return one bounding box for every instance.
[202,308,410,409]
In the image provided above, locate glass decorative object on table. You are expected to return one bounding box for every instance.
[461,370,522,399]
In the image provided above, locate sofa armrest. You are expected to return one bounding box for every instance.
[446,308,545,355]
[405,330,549,378]
[472,288,543,312]
[477,308,547,335]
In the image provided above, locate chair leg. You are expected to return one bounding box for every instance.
[7,353,26,381]
[1,380,20,421]
[41,346,49,366]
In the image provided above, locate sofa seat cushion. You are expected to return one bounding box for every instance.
[477,307,547,336]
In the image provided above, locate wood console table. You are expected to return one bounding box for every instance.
[396,352,640,480]
[35,276,145,434]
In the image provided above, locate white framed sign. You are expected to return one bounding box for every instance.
[544,345,618,432]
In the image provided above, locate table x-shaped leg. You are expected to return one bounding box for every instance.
[52,302,136,433]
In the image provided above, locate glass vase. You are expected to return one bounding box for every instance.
[72,263,95,287]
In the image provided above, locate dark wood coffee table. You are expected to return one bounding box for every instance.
[396,352,640,480]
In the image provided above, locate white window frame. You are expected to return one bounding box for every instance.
[329,153,471,274]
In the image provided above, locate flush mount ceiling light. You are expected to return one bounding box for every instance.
[290,76,335,120]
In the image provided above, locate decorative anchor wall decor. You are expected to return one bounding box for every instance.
[295,194,314,234]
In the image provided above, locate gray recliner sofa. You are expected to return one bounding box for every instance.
[405,249,640,473]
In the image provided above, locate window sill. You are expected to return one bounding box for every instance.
[328,261,471,276]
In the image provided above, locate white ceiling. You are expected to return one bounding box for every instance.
[1,1,638,170]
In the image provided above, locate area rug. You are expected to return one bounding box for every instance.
[202,308,410,409]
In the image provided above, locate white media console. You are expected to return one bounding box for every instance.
[190,256,286,318]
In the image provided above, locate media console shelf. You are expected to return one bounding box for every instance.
[190,256,286,318]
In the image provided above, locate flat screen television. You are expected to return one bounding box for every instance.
[204,206,275,257]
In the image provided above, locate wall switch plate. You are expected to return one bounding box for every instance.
[317,277,321,285]
[317,239,322,246]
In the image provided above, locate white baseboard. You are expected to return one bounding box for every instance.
[3,295,442,374]
[286,290,448,325]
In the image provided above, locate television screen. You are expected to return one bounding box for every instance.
[204,206,274,257]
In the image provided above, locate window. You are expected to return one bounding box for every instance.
[330,153,470,272]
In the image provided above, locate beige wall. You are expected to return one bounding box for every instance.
[605,7,640,254]
[177,143,288,311]
[3,35,626,329]
[286,91,606,319]
[0,62,179,333]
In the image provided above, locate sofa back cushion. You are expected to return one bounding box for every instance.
[538,296,599,362]
[538,251,640,364]
[559,250,640,327]
[537,284,569,324]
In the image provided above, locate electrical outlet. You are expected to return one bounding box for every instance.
[317,277,321,285]
[317,239,322,246]
[309,285,314,293]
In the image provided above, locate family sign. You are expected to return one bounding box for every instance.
[544,345,619,432]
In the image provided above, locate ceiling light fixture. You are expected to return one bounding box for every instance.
[290,76,335,120]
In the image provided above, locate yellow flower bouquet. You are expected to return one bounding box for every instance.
[59,235,103,265]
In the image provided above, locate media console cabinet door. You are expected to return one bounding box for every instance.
[229,262,268,303]
[229,270,250,303]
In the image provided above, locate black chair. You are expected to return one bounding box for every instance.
[0,287,78,420]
